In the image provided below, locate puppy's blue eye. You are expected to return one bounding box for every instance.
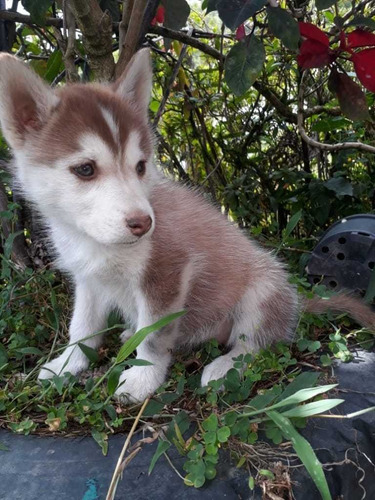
[72,163,96,179]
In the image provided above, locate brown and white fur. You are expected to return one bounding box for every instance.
[0,50,373,402]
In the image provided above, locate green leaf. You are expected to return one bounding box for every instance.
[149,439,171,474]
[52,375,64,395]
[115,311,185,364]
[203,0,219,14]
[283,210,302,239]
[259,469,275,479]
[107,364,124,396]
[217,0,268,30]
[91,429,108,456]
[44,50,63,83]
[324,177,353,197]
[312,117,350,133]
[78,343,99,364]
[267,411,332,500]
[143,399,165,417]
[316,0,336,10]
[162,0,190,31]
[281,399,344,418]
[248,476,255,489]
[217,426,231,443]
[224,36,265,96]
[280,372,320,401]
[241,385,337,417]
[267,7,300,50]
[202,413,218,431]
[4,231,23,260]
[21,0,54,25]
[0,442,9,451]
[348,15,375,30]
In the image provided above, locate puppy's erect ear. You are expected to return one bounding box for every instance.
[0,54,57,149]
[113,49,152,114]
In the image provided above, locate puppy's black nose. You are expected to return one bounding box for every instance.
[126,214,152,237]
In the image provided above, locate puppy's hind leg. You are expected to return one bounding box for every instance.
[201,282,298,387]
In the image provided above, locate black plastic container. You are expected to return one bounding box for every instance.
[307,214,375,293]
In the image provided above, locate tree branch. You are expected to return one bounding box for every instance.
[115,0,148,78]
[67,0,115,80]
[298,73,375,154]
[0,10,63,27]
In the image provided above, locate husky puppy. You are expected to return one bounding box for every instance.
[0,50,372,402]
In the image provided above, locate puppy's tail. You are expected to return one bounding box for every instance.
[302,293,375,330]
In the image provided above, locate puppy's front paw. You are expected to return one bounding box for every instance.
[38,352,88,380]
[114,365,166,403]
[120,329,133,343]
[201,356,237,387]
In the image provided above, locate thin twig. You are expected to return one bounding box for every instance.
[153,28,193,127]
[298,72,375,154]
[106,397,150,500]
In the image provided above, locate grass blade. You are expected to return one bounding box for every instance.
[116,311,185,364]
[281,399,344,418]
[241,385,337,418]
[267,410,332,500]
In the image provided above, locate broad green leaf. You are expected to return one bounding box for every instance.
[143,399,165,417]
[44,50,63,83]
[316,0,336,10]
[348,15,375,30]
[267,7,300,50]
[267,411,332,500]
[312,117,350,133]
[115,311,185,364]
[203,0,219,14]
[149,439,171,474]
[106,364,124,396]
[202,413,218,431]
[162,0,190,31]
[224,36,265,96]
[281,399,344,418]
[91,429,108,456]
[271,385,338,409]
[241,385,337,417]
[22,0,54,25]
[217,426,231,443]
[78,343,99,364]
[217,0,268,30]
[4,231,23,260]
[324,177,353,197]
[279,372,320,401]
[283,210,302,239]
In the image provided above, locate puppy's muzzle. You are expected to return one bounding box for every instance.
[126,214,152,237]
